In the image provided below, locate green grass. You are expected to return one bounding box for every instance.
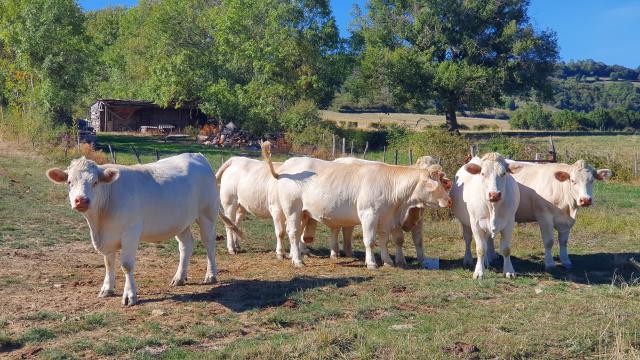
[0,135,639,359]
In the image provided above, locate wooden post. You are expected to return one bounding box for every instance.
[108,144,115,164]
[131,146,141,163]
[155,148,160,161]
[394,149,398,165]
[634,153,638,178]
[221,155,224,167]
[535,153,539,161]
[408,149,413,165]
[350,140,354,156]
[548,136,556,162]
[363,141,369,159]
[332,134,336,159]
[342,138,346,155]
[383,146,387,163]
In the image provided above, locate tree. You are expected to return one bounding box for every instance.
[509,103,551,130]
[351,0,558,132]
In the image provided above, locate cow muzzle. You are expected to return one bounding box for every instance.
[73,197,90,212]
[578,197,592,207]
[488,191,502,202]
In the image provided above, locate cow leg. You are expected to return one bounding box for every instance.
[500,224,516,279]
[285,213,305,267]
[233,206,247,252]
[271,210,287,260]
[222,202,239,254]
[538,218,556,270]
[300,218,316,256]
[393,228,407,269]
[485,236,498,267]
[378,231,394,267]
[471,226,488,279]
[342,226,354,258]
[171,227,194,286]
[329,227,341,259]
[411,218,425,265]
[98,252,116,297]
[120,226,142,306]
[462,224,474,269]
[198,215,218,284]
[558,230,572,269]
[360,213,379,269]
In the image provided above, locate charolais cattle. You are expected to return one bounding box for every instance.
[46,154,241,306]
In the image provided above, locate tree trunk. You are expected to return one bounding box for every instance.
[445,104,460,134]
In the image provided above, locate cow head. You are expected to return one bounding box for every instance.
[46,157,120,213]
[553,160,611,207]
[416,165,452,209]
[464,153,522,203]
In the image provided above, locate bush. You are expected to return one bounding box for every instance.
[0,110,66,147]
[509,103,552,130]
[551,110,585,131]
[280,100,321,133]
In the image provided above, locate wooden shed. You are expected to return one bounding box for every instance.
[89,99,206,132]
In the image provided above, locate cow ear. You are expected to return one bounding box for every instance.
[595,169,611,181]
[464,163,481,175]
[554,171,570,182]
[99,168,120,184]
[46,168,68,184]
[507,163,523,174]
[441,177,452,191]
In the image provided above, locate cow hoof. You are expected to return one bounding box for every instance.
[98,288,115,298]
[382,262,394,267]
[366,263,378,269]
[122,293,138,306]
[227,249,237,255]
[330,252,339,260]
[463,258,474,269]
[344,251,353,258]
[276,253,285,261]
[293,261,305,268]
[396,261,408,269]
[203,275,217,284]
[170,278,186,286]
[561,261,573,270]
[505,272,516,279]
[473,271,484,280]
[544,263,556,271]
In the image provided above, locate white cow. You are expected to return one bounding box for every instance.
[451,153,522,279]
[333,156,446,267]
[46,154,240,306]
[476,159,611,270]
[262,142,451,268]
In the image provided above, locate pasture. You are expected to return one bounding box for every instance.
[1,135,640,359]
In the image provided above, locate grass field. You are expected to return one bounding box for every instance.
[1,136,639,359]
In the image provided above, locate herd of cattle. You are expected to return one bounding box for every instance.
[45,142,611,306]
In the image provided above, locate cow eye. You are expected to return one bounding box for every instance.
[67,181,71,186]
[93,181,98,187]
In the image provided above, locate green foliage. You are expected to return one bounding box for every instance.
[20,327,55,343]
[280,100,321,133]
[553,79,640,112]
[509,103,552,130]
[481,135,529,159]
[551,110,585,131]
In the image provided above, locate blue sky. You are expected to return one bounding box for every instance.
[79,0,640,68]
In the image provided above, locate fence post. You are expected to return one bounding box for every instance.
[408,149,413,165]
[220,155,224,167]
[548,136,557,162]
[332,134,336,159]
[394,149,398,165]
[350,140,354,156]
[155,148,160,161]
[131,146,141,164]
[108,144,115,164]
[634,153,638,178]
[363,141,369,159]
[383,146,387,163]
[535,153,539,161]
[342,138,346,155]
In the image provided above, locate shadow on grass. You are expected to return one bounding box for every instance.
[140,276,371,312]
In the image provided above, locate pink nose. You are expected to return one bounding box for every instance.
[447,198,453,208]
[488,191,502,202]
[74,197,90,211]
[579,197,592,206]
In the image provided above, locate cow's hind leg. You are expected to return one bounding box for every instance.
[378,231,394,267]
[342,226,354,258]
[500,224,516,279]
[232,206,247,253]
[98,252,116,297]
[359,211,379,269]
[271,210,287,260]
[171,227,194,286]
[285,212,305,267]
[198,214,218,284]
[411,218,425,265]
[222,202,239,255]
[329,227,341,259]
[393,228,407,269]
[120,225,142,306]
[558,230,572,269]
[538,216,556,270]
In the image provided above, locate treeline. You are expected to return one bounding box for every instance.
[509,104,640,131]
[557,59,640,81]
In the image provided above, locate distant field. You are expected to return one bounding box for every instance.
[320,110,511,131]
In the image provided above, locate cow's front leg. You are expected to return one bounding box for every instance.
[342,226,354,258]
[471,225,488,279]
[393,228,407,269]
[378,230,394,267]
[198,215,218,284]
[120,226,142,306]
[98,252,116,297]
[462,224,474,268]
[538,217,556,270]
[359,212,379,269]
[411,218,425,265]
[329,227,341,259]
[500,224,516,279]
[171,227,194,286]
[485,235,498,267]
[558,230,572,269]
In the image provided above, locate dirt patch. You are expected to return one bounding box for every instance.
[442,342,480,357]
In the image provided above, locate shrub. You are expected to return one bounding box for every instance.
[280,100,321,133]
[509,103,552,130]
[551,110,585,131]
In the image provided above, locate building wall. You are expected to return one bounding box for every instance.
[90,101,205,132]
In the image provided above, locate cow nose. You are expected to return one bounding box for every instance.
[579,197,592,206]
[74,197,90,210]
[488,191,502,202]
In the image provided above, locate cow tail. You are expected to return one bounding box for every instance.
[218,209,245,241]
[261,141,279,179]
[215,158,233,182]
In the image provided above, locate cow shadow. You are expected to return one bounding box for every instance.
[140,275,370,312]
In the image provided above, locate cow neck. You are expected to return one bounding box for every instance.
[82,184,112,253]
[394,168,423,207]
[555,179,579,220]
